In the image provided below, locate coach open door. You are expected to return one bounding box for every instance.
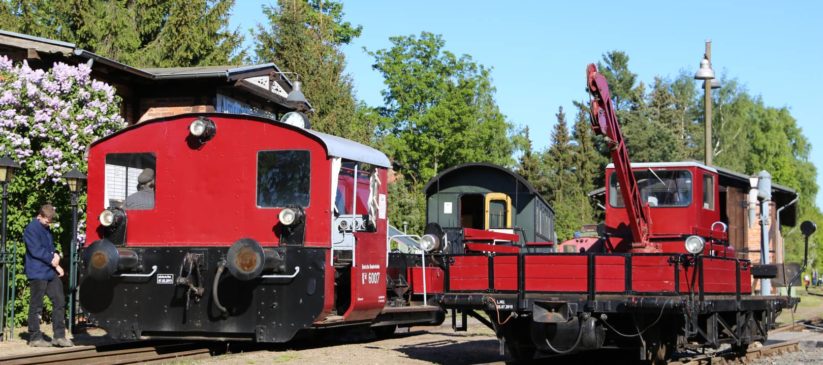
[484,192,512,230]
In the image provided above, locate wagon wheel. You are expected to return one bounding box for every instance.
[501,318,536,362]
[645,340,671,365]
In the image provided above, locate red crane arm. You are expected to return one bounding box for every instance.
[586,64,650,247]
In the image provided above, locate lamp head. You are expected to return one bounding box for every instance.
[62,168,87,193]
[0,155,21,183]
[286,80,308,104]
[694,57,715,80]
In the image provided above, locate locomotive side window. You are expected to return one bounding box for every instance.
[703,174,715,210]
[105,153,157,210]
[609,170,692,208]
[257,150,310,208]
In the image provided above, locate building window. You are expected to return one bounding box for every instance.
[105,153,156,210]
[257,150,310,207]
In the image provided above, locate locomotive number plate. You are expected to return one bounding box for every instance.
[156,274,174,285]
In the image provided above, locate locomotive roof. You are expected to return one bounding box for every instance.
[90,113,391,168]
[304,129,390,167]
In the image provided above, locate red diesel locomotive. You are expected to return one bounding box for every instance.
[431,65,812,363]
[78,113,443,342]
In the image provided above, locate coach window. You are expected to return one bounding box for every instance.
[105,153,157,210]
[257,150,311,207]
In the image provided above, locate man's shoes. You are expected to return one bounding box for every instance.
[53,337,74,347]
[28,338,52,347]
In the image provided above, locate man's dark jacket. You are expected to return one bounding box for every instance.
[23,219,56,280]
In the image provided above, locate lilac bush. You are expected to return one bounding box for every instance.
[0,55,125,325]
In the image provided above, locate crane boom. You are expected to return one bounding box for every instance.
[586,64,650,247]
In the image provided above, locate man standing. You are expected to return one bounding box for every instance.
[23,204,73,347]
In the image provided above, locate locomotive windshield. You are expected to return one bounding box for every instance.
[105,153,157,210]
[257,150,311,207]
[609,170,692,208]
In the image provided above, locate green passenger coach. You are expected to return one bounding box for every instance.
[424,163,555,253]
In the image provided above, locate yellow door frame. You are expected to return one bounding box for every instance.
[484,192,512,229]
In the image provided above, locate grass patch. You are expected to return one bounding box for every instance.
[777,287,823,324]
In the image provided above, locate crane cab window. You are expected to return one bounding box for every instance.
[610,170,692,208]
[703,174,715,210]
[105,153,156,210]
[257,150,310,208]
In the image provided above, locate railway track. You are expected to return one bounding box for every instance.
[669,340,800,365]
[0,341,214,365]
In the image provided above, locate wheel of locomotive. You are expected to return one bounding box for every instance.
[372,325,398,339]
[431,310,446,326]
[730,342,750,356]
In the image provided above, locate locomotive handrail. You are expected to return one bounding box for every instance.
[388,234,429,306]
[261,266,300,279]
[114,265,158,278]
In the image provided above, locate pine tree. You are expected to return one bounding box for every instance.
[516,126,549,194]
[544,106,573,202]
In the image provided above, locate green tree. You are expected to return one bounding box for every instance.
[515,126,548,194]
[0,0,244,67]
[369,32,514,233]
[597,51,638,112]
[253,0,370,143]
[544,106,572,202]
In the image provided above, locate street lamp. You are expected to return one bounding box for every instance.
[694,40,717,166]
[0,155,20,342]
[62,168,86,334]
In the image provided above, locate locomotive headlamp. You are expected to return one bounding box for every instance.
[280,111,311,129]
[99,208,125,227]
[420,233,441,252]
[279,208,296,226]
[685,235,706,255]
[189,117,216,141]
[278,207,304,227]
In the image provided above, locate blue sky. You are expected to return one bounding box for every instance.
[230,1,823,207]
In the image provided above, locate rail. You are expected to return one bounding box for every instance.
[669,340,799,364]
[0,341,212,365]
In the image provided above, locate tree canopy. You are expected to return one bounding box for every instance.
[0,0,244,67]
[368,32,514,232]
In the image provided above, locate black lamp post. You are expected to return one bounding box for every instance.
[62,168,86,334]
[0,155,20,342]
